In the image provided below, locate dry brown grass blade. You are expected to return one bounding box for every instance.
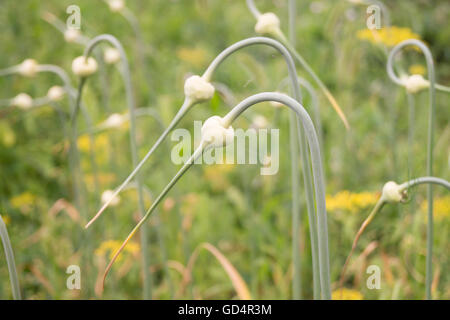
[48,199,81,223]
[323,90,350,130]
[100,228,139,292]
[30,260,54,295]
[181,242,252,300]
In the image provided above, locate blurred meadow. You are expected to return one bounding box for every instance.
[0,0,449,300]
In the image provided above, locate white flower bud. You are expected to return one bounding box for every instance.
[18,59,38,77]
[252,115,268,129]
[72,56,98,77]
[255,12,281,35]
[381,181,404,203]
[12,93,33,109]
[402,74,429,93]
[184,75,215,102]
[104,113,126,128]
[101,190,120,206]
[201,116,234,148]
[47,85,65,101]
[108,0,125,12]
[64,28,80,43]
[104,48,121,64]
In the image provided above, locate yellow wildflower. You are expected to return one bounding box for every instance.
[326,191,378,214]
[84,173,117,190]
[177,47,209,68]
[10,192,37,213]
[77,133,109,154]
[421,196,449,222]
[409,64,426,76]
[77,134,90,153]
[1,215,11,225]
[95,240,140,262]
[0,121,16,147]
[332,288,363,300]
[357,26,420,47]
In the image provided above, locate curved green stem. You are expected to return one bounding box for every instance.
[245,0,349,129]
[435,83,450,93]
[0,215,21,300]
[340,176,449,296]
[288,0,302,300]
[89,36,321,298]
[222,92,331,299]
[101,143,206,289]
[387,39,436,299]
[203,36,320,299]
[102,92,331,299]
[82,34,152,299]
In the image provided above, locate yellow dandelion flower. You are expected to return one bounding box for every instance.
[326,191,378,214]
[421,196,450,222]
[95,240,140,262]
[357,26,420,47]
[77,134,90,153]
[409,64,426,76]
[332,288,364,300]
[10,192,37,213]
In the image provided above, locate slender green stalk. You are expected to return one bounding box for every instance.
[101,92,331,299]
[0,215,21,300]
[435,83,450,93]
[279,76,325,178]
[88,37,321,298]
[120,7,153,95]
[101,143,206,288]
[245,0,349,129]
[338,198,385,290]
[35,64,100,204]
[82,34,152,299]
[85,36,321,298]
[387,39,436,299]
[222,93,330,299]
[288,0,302,300]
[203,37,320,298]
[406,92,415,182]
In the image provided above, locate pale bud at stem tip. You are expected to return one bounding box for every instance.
[401,74,429,93]
[108,0,125,12]
[64,29,80,43]
[13,93,33,109]
[255,12,281,35]
[381,181,406,203]
[104,113,125,128]
[101,190,120,206]
[184,75,215,102]
[72,56,98,77]
[18,59,38,77]
[104,48,121,64]
[201,116,234,148]
[47,86,65,101]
